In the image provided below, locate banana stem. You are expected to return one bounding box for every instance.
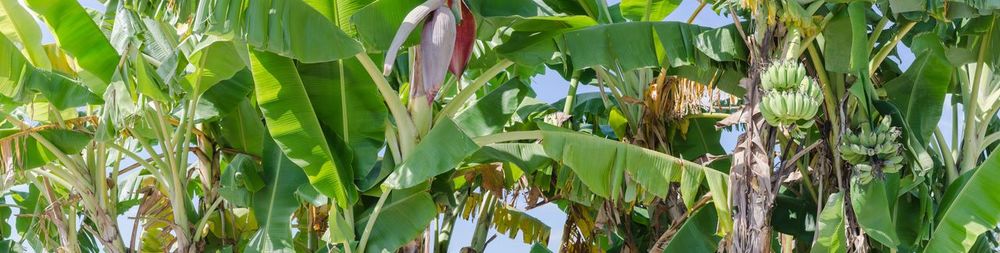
[438,60,514,119]
[868,22,916,76]
[960,17,995,172]
[356,52,418,156]
[356,189,391,253]
[935,128,958,183]
[563,71,582,114]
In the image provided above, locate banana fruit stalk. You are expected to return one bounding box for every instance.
[758,61,822,133]
[840,116,906,184]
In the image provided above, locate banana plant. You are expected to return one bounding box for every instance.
[2,0,1000,253]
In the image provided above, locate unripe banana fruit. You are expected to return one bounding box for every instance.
[761,61,807,91]
[757,60,822,132]
[840,116,906,185]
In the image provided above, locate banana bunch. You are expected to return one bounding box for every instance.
[758,61,822,129]
[840,116,905,184]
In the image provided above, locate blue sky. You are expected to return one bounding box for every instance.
[16,0,945,252]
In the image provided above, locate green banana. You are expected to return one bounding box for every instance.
[840,116,907,185]
[757,59,822,131]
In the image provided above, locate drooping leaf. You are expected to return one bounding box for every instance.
[354,187,437,253]
[25,71,103,110]
[884,33,953,144]
[5,128,92,169]
[202,69,255,116]
[298,58,387,180]
[562,22,716,71]
[539,125,731,233]
[672,117,731,172]
[249,49,357,207]
[0,0,50,68]
[467,143,552,173]
[185,39,248,94]
[384,118,480,189]
[850,180,900,248]
[661,204,721,252]
[219,100,265,157]
[454,78,532,137]
[811,193,846,253]
[25,0,119,87]
[694,24,748,62]
[924,149,1000,253]
[195,0,363,63]
[245,139,308,253]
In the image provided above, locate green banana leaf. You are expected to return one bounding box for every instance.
[354,187,437,253]
[2,128,91,170]
[619,0,681,21]
[383,118,480,189]
[194,0,363,63]
[811,193,846,253]
[219,100,266,157]
[300,0,374,37]
[884,33,953,145]
[249,48,357,207]
[185,39,248,94]
[349,0,424,51]
[538,124,731,233]
[850,180,900,248]
[454,79,533,137]
[298,59,387,180]
[25,0,119,87]
[661,204,721,252]
[924,148,1000,252]
[563,21,715,71]
[0,0,49,68]
[245,138,308,253]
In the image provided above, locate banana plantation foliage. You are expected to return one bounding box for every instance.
[2,0,1000,252]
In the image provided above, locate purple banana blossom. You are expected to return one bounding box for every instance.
[415,7,456,102]
[382,0,445,76]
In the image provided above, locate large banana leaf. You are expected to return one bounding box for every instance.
[850,180,900,248]
[349,0,423,51]
[298,59,387,180]
[661,204,721,252]
[249,49,357,207]
[884,33,953,144]
[219,100,265,157]
[301,0,374,37]
[562,22,715,71]
[924,149,1000,252]
[0,36,100,109]
[383,118,480,189]
[25,0,119,87]
[194,0,363,63]
[811,193,846,253]
[245,139,308,253]
[467,143,552,173]
[354,187,437,253]
[184,39,248,94]
[538,125,731,233]
[455,79,533,137]
[2,128,92,169]
[0,0,49,68]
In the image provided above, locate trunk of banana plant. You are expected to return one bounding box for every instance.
[79,189,127,253]
[728,21,780,253]
[468,193,497,252]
